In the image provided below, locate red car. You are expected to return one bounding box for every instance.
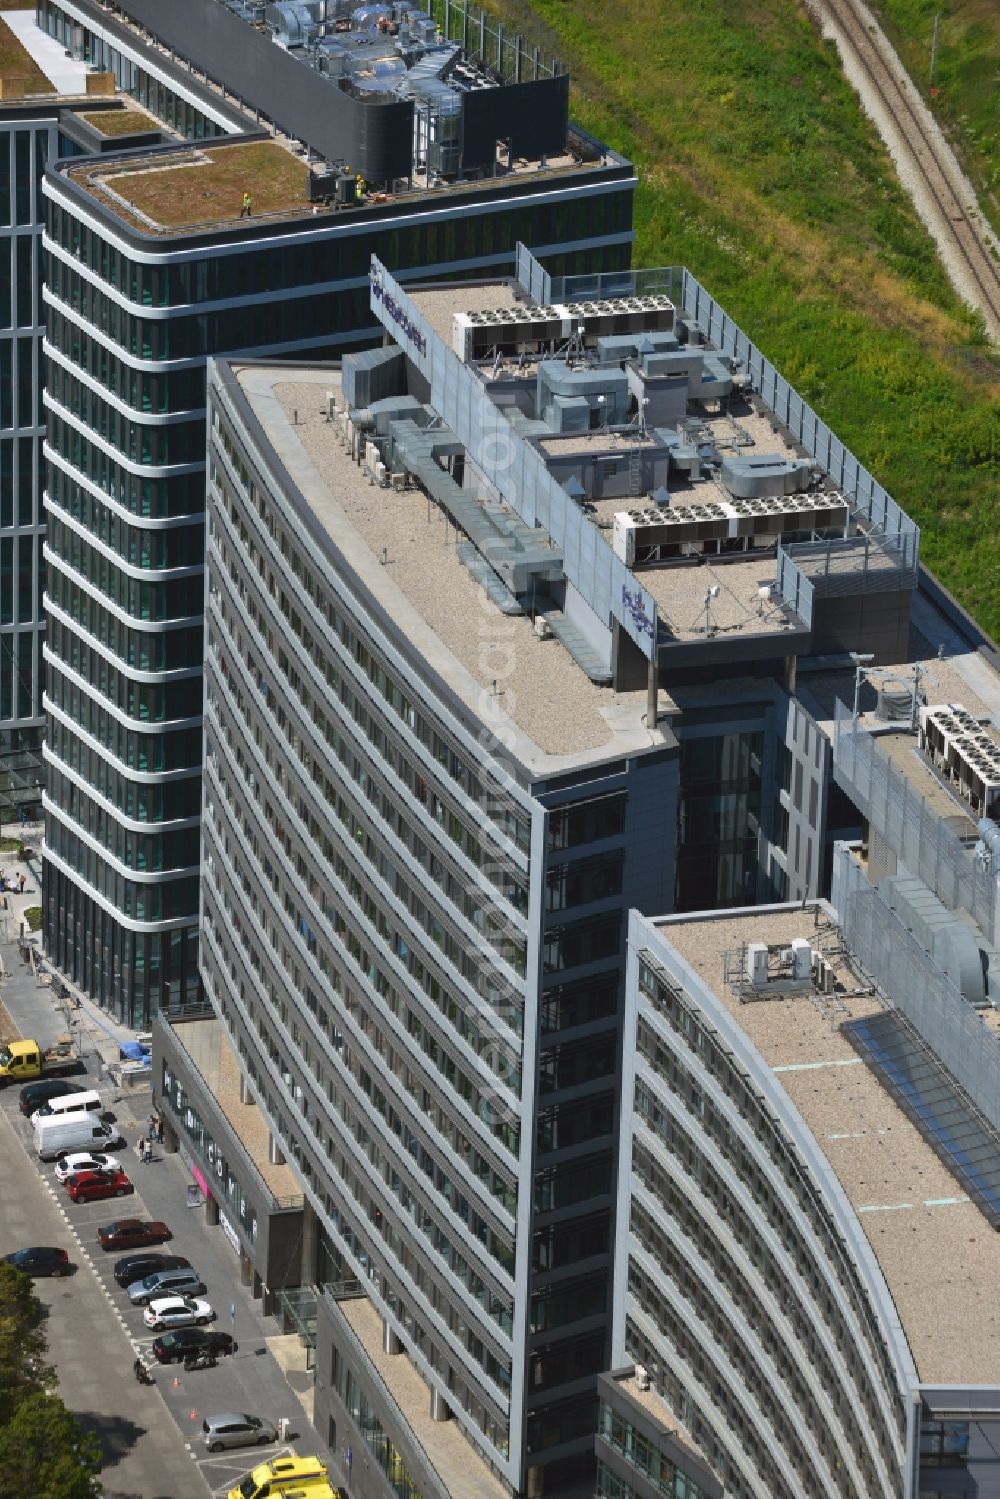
[98,1219,171,1251]
[65,1168,134,1203]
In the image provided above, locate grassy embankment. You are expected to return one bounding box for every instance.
[487,0,1000,637]
[869,0,1000,239]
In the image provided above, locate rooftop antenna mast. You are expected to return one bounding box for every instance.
[691,584,721,637]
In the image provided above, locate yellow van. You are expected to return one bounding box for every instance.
[228,1455,335,1499]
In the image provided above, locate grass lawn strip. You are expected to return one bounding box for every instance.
[869,0,1000,238]
[81,108,158,136]
[0,12,53,92]
[101,141,311,227]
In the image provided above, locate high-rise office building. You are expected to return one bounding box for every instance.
[0,8,143,828]
[36,0,636,1023]
[151,254,929,1497]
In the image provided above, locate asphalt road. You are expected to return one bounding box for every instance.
[0,1075,315,1498]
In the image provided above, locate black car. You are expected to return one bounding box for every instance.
[113,1252,190,1289]
[3,1246,71,1278]
[152,1327,237,1365]
[18,1080,88,1117]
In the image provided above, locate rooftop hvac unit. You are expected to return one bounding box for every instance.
[634,1365,650,1392]
[266,1,318,45]
[791,938,812,981]
[746,943,769,987]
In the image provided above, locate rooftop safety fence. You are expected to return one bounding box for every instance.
[834,844,1000,1134]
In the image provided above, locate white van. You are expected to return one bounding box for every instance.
[30,1088,103,1125]
[34,1115,123,1162]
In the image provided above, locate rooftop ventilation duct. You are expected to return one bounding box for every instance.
[266,1,319,45]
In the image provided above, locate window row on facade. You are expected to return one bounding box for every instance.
[47,630,199,723]
[42,862,201,1024]
[44,252,373,361]
[636,958,905,1453]
[44,181,631,310]
[0,123,49,230]
[47,485,205,570]
[44,824,198,920]
[1,434,42,529]
[0,533,41,627]
[46,590,203,674]
[44,680,202,773]
[201,898,517,1433]
[45,762,200,871]
[47,360,206,461]
[46,430,204,519]
[203,679,524,1189]
[0,632,37,724]
[598,1402,715,1499]
[48,307,207,414]
[46,529,204,623]
[1,334,39,430]
[45,713,201,821]
[0,228,43,329]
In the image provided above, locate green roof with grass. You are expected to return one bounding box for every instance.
[0,11,53,94]
[81,108,158,137]
[81,140,312,229]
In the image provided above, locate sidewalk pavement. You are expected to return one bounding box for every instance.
[0,819,43,947]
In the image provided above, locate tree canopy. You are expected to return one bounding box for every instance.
[0,1265,102,1498]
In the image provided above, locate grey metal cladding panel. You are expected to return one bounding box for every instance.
[113,0,413,177]
[561,488,580,579]
[532,456,550,532]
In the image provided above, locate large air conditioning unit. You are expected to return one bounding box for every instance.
[746,943,769,987]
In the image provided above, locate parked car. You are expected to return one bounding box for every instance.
[54,1151,122,1184]
[35,1117,123,1163]
[19,1079,88,1117]
[151,1327,237,1364]
[143,1295,214,1330]
[2,1246,71,1278]
[98,1219,171,1251]
[202,1413,279,1453]
[128,1267,204,1306]
[64,1168,133,1203]
[30,1088,102,1125]
[114,1252,190,1289]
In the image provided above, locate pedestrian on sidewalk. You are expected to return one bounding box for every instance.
[147,1114,157,1143]
[155,1115,164,1145]
[18,872,25,893]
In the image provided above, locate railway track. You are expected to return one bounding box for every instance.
[812,0,1000,339]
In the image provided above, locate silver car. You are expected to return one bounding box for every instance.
[127,1266,204,1305]
[202,1412,279,1452]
